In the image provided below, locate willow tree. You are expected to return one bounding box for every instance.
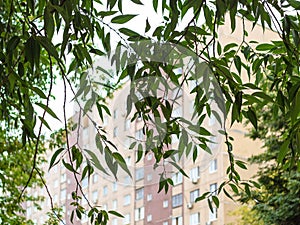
[0,0,300,224]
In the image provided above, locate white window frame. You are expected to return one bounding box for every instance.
[134,207,144,221]
[123,194,131,206]
[172,172,183,185]
[209,159,217,173]
[190,213,200,225]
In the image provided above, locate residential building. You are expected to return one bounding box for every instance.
[25,15,276,225]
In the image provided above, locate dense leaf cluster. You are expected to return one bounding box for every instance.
[0,0,300,224]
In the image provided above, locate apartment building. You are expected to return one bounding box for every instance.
[25,15,276,225]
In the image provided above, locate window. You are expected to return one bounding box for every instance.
[124,138,131,148]
[163,222,169,225]
[210,183,217,196]
[124,175,131,186]
[147,214,152,222]
[163,200,169,208]
[136,188,144,200]
[172,216,183,225]
[82,193,88,206]
[82,177,88,189]
[147,174,152,181]
[112,199,118,210]
[103,115,108,127]
[82,127,89,143]
[61,173,66,183]
[171,134,179,143]
[172,172,183,185]
[172,193,183,208]
[92,190,98,203]
[135,207,144,221]
[113,126,118,137]
[209,207,217,221]
[147,153,153,161]
[54,179,59,188]
[113,109,118,119]
[172,107,182,117]
[190,167,200,180]
[62,205,66,213]
[208,136,217,150]
[209,159,217,173]
[147,194,152,201]
[125,156,131,166]
[112,218,118,225]
[135,129,144,140]
[125,119,130,131]
[190,189,200,203]
[82,213,88,223]
[190,213,200,225]
[209,114,216,126]
[112,182,118,192]
[53,194,58,204]
[60,189,66,201]
[189,100,195,113]
[103,186,108,196]
[26,207,32,217]
[124,194,131,206]
[123,214,130,225]
[93,174,98,183]
[135,168,144,181]
[172,87,183,99]
[103,203,108,210]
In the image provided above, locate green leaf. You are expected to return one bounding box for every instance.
[25,36,40,70]
[256,43,274,51]
[195,192,210,202]
[145,18,151,32]
[277,139,290,163]
[44,6,55,39]
[49,148,64,171]
[38,116,52,131]
[234,55,242,74]
[90,48,105,56]
[131,0,143,4]
[95,135,103,154]
[31,86,47,99]
[235,160,247,170]
[252,92,274,102]
[111,14,137,24]
[169,161,188,177]
[247,107,257,130]
[98,11,118,18]
[119,28,140,37]
[229,183,239,194]
[108,210,124,218]
[35,36,59,61]
[6,36,20,52]
[85,149,110,175]
[62,159,79,174]
[36,102,61,121]
[212,195,220,208]
[112,152,132,177]
[224,43,238,52]
[136,143,143,163]
[153,0,158,12]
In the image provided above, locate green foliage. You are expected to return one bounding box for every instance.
[0,129,45,224]
[229,205,264,225]
[241,106,300,224]
[0,0,300,224]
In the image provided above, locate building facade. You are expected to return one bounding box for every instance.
[25,16,277,225]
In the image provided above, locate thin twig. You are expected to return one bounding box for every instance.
[19,54,54,201]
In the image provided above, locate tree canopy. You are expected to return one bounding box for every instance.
[0,0,300,224]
